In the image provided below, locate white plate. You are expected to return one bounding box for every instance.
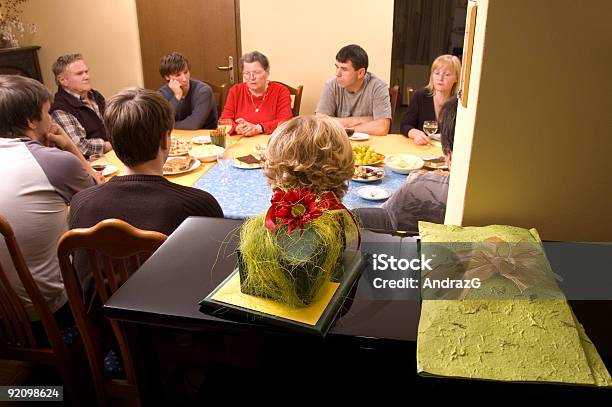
[356,186,391,201]
[169,150,190,157]
[190,145,224,162]
[232,159,263,170]
[384,154,424,174]
[102,165,118,177]
[163,159,201,175]
[423,162,449,170]
[352,166,385,183]
[191,135,211,144]
[349,132,370,141]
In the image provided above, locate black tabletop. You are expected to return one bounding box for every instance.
[103,216,421,342]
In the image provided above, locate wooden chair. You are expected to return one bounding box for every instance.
[0,214,84,405]
[403,85,415,106]
[273,81,303,116]
[389,85,400,127]
[57,219,167,407]
[204,81,228,114]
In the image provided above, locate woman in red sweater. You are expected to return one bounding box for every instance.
[220,51,293,136]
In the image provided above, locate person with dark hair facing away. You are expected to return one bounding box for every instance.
[69,88,223,312]
[69,88,223,236]
[158,52,218,130]
[354,97,458,232]
[219,50,293,136]
[51,53,112,157]
[316,44,392,136]
[0,74,97,322]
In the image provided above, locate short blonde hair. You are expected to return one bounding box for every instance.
[426,54,462,96]
[264,116,354,199]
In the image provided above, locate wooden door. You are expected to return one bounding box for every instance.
[135,0,241,90]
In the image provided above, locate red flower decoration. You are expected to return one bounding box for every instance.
[265,188,324,234]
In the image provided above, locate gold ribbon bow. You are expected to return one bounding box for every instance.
[423,237,560,300]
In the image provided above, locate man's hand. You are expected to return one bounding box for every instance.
[47,123,104,184]
[45,123,74,150]
[315,113,370,129]
[408,129,431,145]
[235,118,262,136]
[103,141,113,153]
[91,171,106,185]
[169,78,183,100]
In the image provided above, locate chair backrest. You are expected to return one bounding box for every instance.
[406,86,415,106]
[272,81,303,116]
[0,214,68,360]
[204,81,228,114]
[57,219,166,405]
[0,214,86,404]
[389,85,400,127]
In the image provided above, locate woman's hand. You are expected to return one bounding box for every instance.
[235,118,262,136]
[408,129,431,145]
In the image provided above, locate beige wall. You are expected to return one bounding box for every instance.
[239,0,394,115]
[21,0,143,97]
[446,0,612,241]
[20,0,393,114]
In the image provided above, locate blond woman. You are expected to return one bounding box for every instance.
[401,54,461,145]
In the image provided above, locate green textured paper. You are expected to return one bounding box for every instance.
[417,222,612,387]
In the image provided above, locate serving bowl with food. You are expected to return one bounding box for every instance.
[189,144,225,162]
[384,154,424,174]
[353,145,385,166]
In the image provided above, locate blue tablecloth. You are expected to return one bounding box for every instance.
[194,164,408,219]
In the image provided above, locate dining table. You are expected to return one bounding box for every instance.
[101,130,612,402]
[104,129,444,219]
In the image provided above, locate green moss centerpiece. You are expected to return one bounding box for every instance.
[238,188,359,307]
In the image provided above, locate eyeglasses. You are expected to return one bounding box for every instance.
[242,70,265,79]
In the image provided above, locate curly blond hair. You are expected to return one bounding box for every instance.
[264,116,354,199]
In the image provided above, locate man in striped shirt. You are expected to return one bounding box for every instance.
[50,54,112,157]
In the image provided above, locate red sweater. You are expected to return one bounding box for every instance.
[220,82,293,134]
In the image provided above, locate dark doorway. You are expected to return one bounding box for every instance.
[390,0,467,132]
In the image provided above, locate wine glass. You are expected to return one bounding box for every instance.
[216,151,233,185]
[88,154,108,174]
[423,121,438,138]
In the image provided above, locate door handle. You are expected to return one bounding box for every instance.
[216,56,234,84]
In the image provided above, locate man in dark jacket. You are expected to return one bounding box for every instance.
[50,54,112,157]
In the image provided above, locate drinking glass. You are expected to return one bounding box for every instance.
[216,151,233,185]
[423,121,438,138]
[88,154,108,173]
[217,119,233,136]
[218,118,237,148]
